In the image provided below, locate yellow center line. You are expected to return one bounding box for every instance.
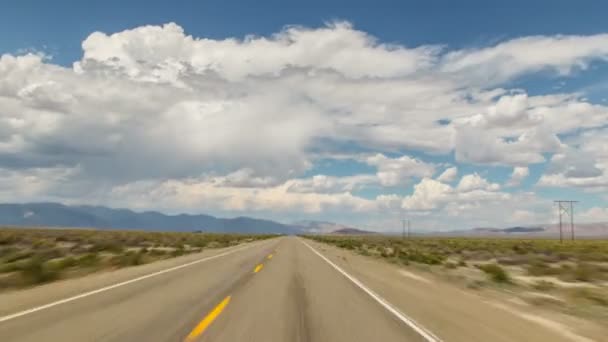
[267,254,273,259]
[185,296,231,341]
[254,264,264,273]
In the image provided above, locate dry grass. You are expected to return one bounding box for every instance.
[0,227,275,290]
[303,234,608,322]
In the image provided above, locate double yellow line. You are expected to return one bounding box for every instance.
[184,251,275,341]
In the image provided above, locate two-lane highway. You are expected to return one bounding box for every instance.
[0,237,430,342]
[1,236,587,342]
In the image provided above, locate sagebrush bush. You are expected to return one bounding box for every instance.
[20,257,59,285]
[477,264,511,283]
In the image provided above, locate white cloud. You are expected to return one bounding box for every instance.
[457,173,500,192]
[106,177,376,214]
[507,167,530,187]
[538,173,608,189]
[441,34,608,85]
[365,154,435,186]
[402,175,506,213]
[0,22,608,227]
[402,178,452,210]
[286,174,376,193]
[537,128,608,191]
[210,168,279,188]
[578,207,608,222]
[436,167,458,183]
[0,166,80,201]
[78,22,439,81]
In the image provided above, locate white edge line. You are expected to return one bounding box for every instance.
[300,238,443,342]
[0,241,265,323]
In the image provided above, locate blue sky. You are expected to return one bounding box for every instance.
[1,1,608,231]
[4,0,608,65]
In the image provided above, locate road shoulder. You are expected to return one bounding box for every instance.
[302,238,602,342]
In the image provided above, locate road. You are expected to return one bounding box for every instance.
[0,236,591,342]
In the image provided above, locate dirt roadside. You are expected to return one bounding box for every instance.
[304,238,607,342]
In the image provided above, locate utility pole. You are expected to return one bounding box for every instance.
[401,219,411,239]
[554,200,578,242]
[570,201,574,241]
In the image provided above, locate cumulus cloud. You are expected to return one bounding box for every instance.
[441,34,608,85]
[286,174,377,193]
[402,178,453,211]
[457,173,501,192]
[402,174,504,212]
[78,22,439,81]
[537,128,608,191]
[578,207,608,222]
[1,22,608,227]
[364,154,435,186]
[106,176,376,214]
[436,167,458,183]
[507,167,530,187]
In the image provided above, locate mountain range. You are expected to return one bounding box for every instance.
[436,223,608,238]
[0,203,299,234]
[1,202,606,237]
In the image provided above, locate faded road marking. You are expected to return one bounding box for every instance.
[300,239,442,342]
[185,296,231,341]
[254,264,264,273]
[398,270,432,284]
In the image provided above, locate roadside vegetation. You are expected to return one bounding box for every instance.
[304,235,608,321]
[0,227,274,291]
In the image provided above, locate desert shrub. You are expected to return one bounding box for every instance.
[148,249,168,257]
[358,248,371,256]
[526,260,560,276]
[58,256,77,269]
[0,246,19,258]
[444,261,458,269]
[171,247,185,257]
[531,280,556,291]
[20,257,59,284]
[569,288,608,306]
[34,248,66,260]
[111,251,145,267]
[337,240,357,250]
[570,263,607,282]
[32,238,56,249]
[89,240,124,253]
[403,250,445,265]
[0,261,21,273]
[477,263,510,283]
[3,250,34,263]
[380,247,393,258]
[77,253,100,267]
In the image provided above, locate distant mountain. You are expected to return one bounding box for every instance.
[0,203,299,234]
[503,226,544,233]
[293,220,356,234]
[439,223,608,237]
[331,227,377,235]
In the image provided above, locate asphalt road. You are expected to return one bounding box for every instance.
[0,237,426,342]
[0,236,591,342]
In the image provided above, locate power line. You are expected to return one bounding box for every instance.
[554,200,578,242]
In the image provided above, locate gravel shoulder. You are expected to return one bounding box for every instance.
[305,238,606,342]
